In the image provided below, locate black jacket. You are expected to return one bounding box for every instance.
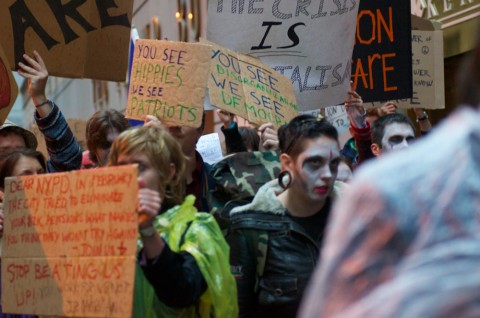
[226,180,339,318]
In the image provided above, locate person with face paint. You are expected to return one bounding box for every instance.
[370,113,416,156]
[226,115,344,318]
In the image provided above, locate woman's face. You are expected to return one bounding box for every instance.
[116,152,162,195]
[12,155,44,176]
[287,136,340,204]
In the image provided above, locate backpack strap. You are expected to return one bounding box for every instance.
[253,231,269,294]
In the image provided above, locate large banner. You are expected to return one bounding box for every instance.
[0,0,134,82]
[0,42,17,125]
[126,39,211,128]
[204,39,298,128]
[352,0,412,102]
[2,166,138,317]
[207,0,359,111]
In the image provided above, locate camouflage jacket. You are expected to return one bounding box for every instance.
[208,150,281,228]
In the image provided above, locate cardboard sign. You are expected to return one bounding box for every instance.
[204,40,298,127]
[352,0,413,102]
[0,42,17,125]
[207,0,359,111]
[0,0,133,81]
[126,40,211,128]
[302,106,351,147]
[364,30,445,109]
[196,133,224,164]
[2,166,138,317]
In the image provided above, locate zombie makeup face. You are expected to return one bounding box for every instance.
[380,123,415,153]
[290,137,340,204]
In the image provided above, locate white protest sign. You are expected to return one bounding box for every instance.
[207,0,359,111]
[196,133,224,164]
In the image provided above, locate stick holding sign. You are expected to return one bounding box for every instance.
[126,40,212,128]
[1,166,138,317]
[203,39,298,128]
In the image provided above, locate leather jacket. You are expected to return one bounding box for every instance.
[226,180,341,318]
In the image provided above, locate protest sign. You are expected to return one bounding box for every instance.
[0,42,17,125]
[204,39,298,127]
[207,0,359,111]
[352,0,412,102]
[2,166,138,317]
[196,133,224,164]
[126,40,211,128]
[364,30,444,109]
[0,0,133,81]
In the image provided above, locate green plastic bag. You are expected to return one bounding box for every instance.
[132,195,238,317]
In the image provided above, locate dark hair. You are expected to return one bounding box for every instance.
[0,148,46,188]
[456,49,480,107]
[86,109,130,164]
[371,113,415,147]
[278,115,339,158]
[238,126,260,152]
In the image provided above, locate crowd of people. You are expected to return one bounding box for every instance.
[0,35,479,317]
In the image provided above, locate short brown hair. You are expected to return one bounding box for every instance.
[86,110,130,164]
[0,148,46,188]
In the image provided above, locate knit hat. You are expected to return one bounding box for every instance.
[0,120,38,150]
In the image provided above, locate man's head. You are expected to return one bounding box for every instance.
[166,111,206,156]
[86,110,130,166]
[371,113,415,156]
[0,121,37,152]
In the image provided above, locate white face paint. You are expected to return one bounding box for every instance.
[380,123,415,154]
[290,137,340,204]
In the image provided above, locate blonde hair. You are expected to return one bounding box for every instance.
[109,126,187,206]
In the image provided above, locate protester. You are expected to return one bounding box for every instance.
[108,125,238,317]
[11,50,82,172]
[336,157,353,183]
[226,115,343,317]
[85,109,130,167]
[0,148,47,318]
[370,113,416,156]
[298,38,480,318]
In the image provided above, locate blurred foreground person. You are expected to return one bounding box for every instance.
[299,39,480,318]
[227,115,343,317]
[109,125,237,317]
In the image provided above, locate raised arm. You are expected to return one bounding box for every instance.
[17,51,82,172]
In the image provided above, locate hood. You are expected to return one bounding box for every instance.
[230,179,347,216]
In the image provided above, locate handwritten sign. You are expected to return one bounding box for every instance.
[204,39,298,127]
[196,133,224,164]
[207,0,359,111]
[0,0,133,81]
[0,42,17,125]
[352,0,412,102]
[2,166,138,317]
[126,40,211,128]
[302,106,351,146]
[364,30,445,109]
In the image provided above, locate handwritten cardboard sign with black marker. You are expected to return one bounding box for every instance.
[0,42,17,125]
[352,0,412,102]
[2,166,138,317]
[204,39,298,128]
[207,0,359,111]
[126,39,211,128]
[0,0,133,81]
